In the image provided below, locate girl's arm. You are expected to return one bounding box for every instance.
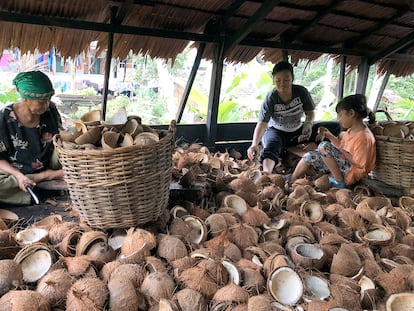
[318,126,341,147]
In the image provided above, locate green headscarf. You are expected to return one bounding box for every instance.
[13,71,55,100]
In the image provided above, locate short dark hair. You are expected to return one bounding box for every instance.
[272,61,294,80]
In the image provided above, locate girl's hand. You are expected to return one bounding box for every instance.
[316,127,333,141]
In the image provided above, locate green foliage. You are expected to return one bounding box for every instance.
[0,86,19,108]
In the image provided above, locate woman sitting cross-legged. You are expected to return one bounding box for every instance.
[290,94,376,188]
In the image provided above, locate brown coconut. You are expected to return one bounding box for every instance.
[197,258,229,286]
[48,222,80,245]
[241,267,266,294]
[59,229,82,257]
[313,174,331,191]
[157,234,188,262]
[109,263,145,287]
[335,188,355,209]
[0,290,50,311]
[66,277,108,311]
[145,255,169,273]
[121,228,157,256]
[241,207,270,227]
[174,288,207,311]
[229,177,257,194]
[179,266,219,300]
[108,278,139,311]
[227,223,259,249]
[141,271,175,304]
[99,261,122,283]
[62,255,93,277]
[212,282,249,305]
[0,259,23,296]
[330,243,362,277]
[36,269,73,307]
[205,214,228,236]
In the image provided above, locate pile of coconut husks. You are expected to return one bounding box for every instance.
[0,143,414,311]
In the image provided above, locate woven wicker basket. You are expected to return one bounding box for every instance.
[53,124,175,229]
[370,110,414,195]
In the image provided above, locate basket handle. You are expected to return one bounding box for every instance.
[374,109,393,121]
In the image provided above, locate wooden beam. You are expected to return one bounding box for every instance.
[337,55,346,100]
[373,61,395,111]
[369,30,414,65]
[224,0,282,54]
[176,43,205,123]
[206,42,225,150]
[0,11,220,44]
[356,57,370,94]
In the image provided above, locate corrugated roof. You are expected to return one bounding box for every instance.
[0,0,413,76]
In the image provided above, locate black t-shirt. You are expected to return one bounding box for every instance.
[258,84,315,132]
[0,102,62,174]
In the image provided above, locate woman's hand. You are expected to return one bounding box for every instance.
[247,145,260,161]
[15,173,36,192]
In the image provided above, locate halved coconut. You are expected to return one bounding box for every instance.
[76,230,107,256]
[222,194,248,215]
[399,196,414,213]
[174,288,207,311]
[32,214,63,230]
[121,228,156,256]
[66,277,108,311]
[0,259,23,296]
[141,271,175,304]
[16,247,53,282]
[304,274,330,300]
[182,215,207,244]
[300,200,324,223]
[261,228,280,242]
[363,226,394,246]
[290,243,326,270]
[359,275,376,309]
[102,106,128,128]
[108,278,140,311]
[157,234,188,262]
[205,214,228,236]
[74,126,102,145]
[0,209,19,225]
[0,290,50,310]
[134,132,160,145]
[80,109,102,125]
[59,229,82,257]
[222,260,241,285]
[386,292,414,310]
[36,268,73,307]
[212,282,249,305]
[16,228,49,245]
[383,123,404,138]
[267,266,303,306]
[120,132,134,147]
[122,117,143,137]
[330,244,362,277]
[101,131,120,149]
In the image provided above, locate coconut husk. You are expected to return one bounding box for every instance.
[290,243,326,270]
[227,223,258,249]
[389,243,414,260]
[399,196,414,214]
[255,175,272,187]
[107,278,139,311]
[75,230,107,256]
[179,266,219,300]
[212,283,249,305]
[241,208,270,227]
[355,201,382,225]
[386,293,414,311]
[376,269,410,295]
[109,263,145,288]
[205,214,228,237]
[304,299,332,311]
[171,256,198,281]
[141,272,175,305]
[394,209,411,230]
[338,208,364,230]
[204,231,229,259]
[229,177,257,193]
[32,215,63,231]
[330,243,362,277]
[402,234,414,246]
[0,230,20,259]
[0,290,50,311]
[168,217,191,238]
[335,188,355,209]
[0,259,23,296]
[313,174,331,191]
[241,267,266,294]
[122,228,157,257]
[288,185,310,201]
[174,288,207,311]
[36,268,73,307]
[145,255,168,274]
[66,277,108,311]
[74,126,102,145]
[224,242,242,263]
[157,234,188,262]
[286,224,315,242]
[48,222,80,245]
[197,259,229,286]
[219,213,240,227]
[100,261,122,283]
[329,283,362,311]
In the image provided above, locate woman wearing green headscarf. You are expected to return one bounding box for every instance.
[0,71,64,205]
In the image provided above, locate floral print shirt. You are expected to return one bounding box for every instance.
[0,102,62,174]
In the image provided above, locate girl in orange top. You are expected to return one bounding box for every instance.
[291,94,376,188]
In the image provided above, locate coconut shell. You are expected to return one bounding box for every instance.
[227,223,259,249]
[36,269,73,307]
[205,214,228,236]
[157,234,188,262]
[330,243,362,277]
[62,255,93,277]
[241,267,266,294]
[0,230,20,259]
[146,255,169,273]
[212,282,249,305]
[141,271,175,304]
[100,261,122,283]
[335,189,355,209]
[241,207,270,227]
[313,174,330,191]
[109,263,145,287]
[229,177,257,194]
[179,266,219,300]
[108,278,139,311]
[66,277,108,311]
[267,266,303,306]
[386,293,414,311]
[0,290,50,311]
[48,222,80,245]
[0,259,23,296]
[121,228,157,256]
[174,288,207,311]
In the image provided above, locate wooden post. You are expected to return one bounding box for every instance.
[356,57,370,94]
[373,61,395,111]
[337,55,346,100]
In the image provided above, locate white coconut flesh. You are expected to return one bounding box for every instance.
[183,216,205,244]
[301,201,323,221]
[364,229,392,241]
[222,260,240,285]
[386,293,414,311]
[294,244,324,259]
[223,195,247,215]
[16,228,48,244]
[329,308,350,311]
[108,233,126,251]
[268,267,303,306]
[304,275,330,300]
[20,250,52,282]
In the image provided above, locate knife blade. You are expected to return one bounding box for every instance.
[25,184,40,205]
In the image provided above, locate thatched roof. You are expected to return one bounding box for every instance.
[0,0,414,76]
